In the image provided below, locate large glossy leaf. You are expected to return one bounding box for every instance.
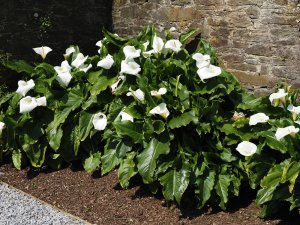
[83,152,101,173]
[22,138,47,168]
[261,164,282,188]
[3,60,34,74]
[179,28,200,45]
[137,137,170,183]
[256,185,278,205]
[215,174,231,210]
[118,152,137,188]
[101,141,120,175]
[12,149,22,170]
[79,111,94,141]
[113,121,143,144]
[195,170,216,208]
[159,167,190,204]
[168,111,198,129]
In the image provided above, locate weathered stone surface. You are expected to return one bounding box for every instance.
[113,0,300,90]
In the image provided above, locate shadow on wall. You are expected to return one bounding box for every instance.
[0,0,113,63]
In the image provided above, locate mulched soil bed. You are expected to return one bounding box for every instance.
[0,162,299,225]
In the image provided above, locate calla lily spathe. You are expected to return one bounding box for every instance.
[152,35,164,53]
[120,59,141,75]
[97,54,114,69]
[64,47,75,57]
[143,40,149,50]
[36,96,47,107]
[55,60,72,87]
[111,75,125,94]
[236,141,257,156]
[92,112,107,131]
[19,96,38,113]
[197,64,222,81]
[79,64,92,73]
[269,89,288,106]
[33,46,52,59]
[149,103,170,119]
[16,79,35,96]
[127,88,145,102]
[151,88,167,97]
[142,49,155,58]
[71,53,88,68]
[164,39,182,53]
[0,122,5,135]
[249,113,269,126]
[120,112,134,122]
[275,126,299,140]
[287,104,300,120]
[123,46,141,60]
[192,53,211,69]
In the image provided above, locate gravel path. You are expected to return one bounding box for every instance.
[0,181,91,225]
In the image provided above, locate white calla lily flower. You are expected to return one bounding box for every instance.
[123,46,141,60]
[71,53,88,68]
[151,88,167,97]
[287,104,300,120]
[56,71,72,87]
[97,54,114,69]
[120,112,134,122]
[275,126,299,140]
[269,89,288,106]
[19,96,38,113]
[64,47,75,57]
[92,112,107,131]
[127,88,145,102]
[120,59,141,75]
[79,64,92,73]
[111,75,125,94]
[164,39,182,53]
[249,113,269,126]
[142,49,155,58]
[0,122,5,135]
[236,141,257,156]
[197,65,222,81]
[36,96,47,107]
[96,40,103,48]
[55,60,72,87]
[152,35,164,53]
[33,46,52,59]
[16,79,35,96]
[149,103,170,119]
[143,40,149,50]
[192,53,211,69]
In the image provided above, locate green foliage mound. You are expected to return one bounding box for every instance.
[1,26,300,218]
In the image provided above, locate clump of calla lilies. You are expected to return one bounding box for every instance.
[1,26,300,218]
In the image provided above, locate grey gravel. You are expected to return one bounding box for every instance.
[0,182,90,225]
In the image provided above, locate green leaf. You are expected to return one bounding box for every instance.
[137,137,170,183]
[12,149,22,170]
[22,138,47,168]
[260,131,288,154]
[101,141,120,175]
[114,121,143,144]
[3,60,34,74]
[179,28,200,45]
[103,28,128,47]
[83,152,101,173]
[159,168,190,204]
[90,75,116,96]
[195,170,216,208]
[79,111,94,141]
[215,174,231,210]
[261,164,282,188]
[118,152,137,188]
[256,185,277,205]
[169,111,198,129]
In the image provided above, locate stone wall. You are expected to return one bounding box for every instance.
[113,0,300,94]
[0,0,112,63]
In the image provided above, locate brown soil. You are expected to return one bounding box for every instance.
[0,162,298,225]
